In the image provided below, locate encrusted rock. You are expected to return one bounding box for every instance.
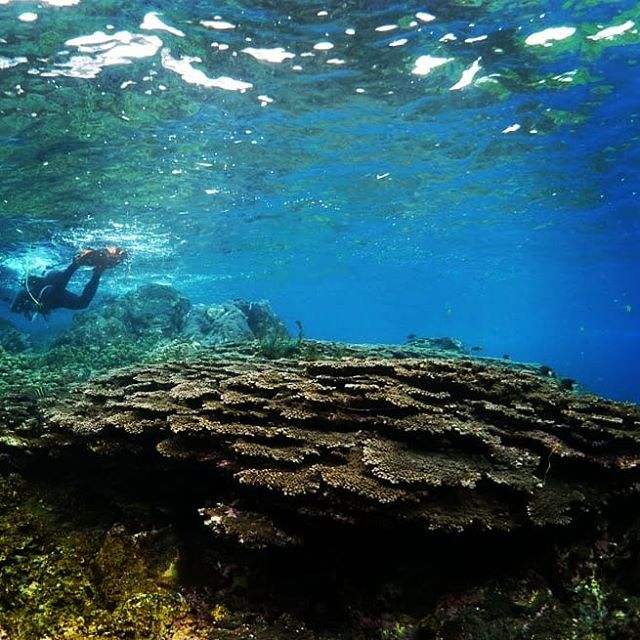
[118,284,192,337]
[183,299,289,345]
[183,302,254,344]
[59,283,191,342]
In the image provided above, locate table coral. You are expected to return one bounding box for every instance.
[27,351,640,544]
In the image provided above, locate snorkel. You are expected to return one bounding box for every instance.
[23,269,51,320]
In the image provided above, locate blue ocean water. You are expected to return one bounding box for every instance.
[0,0,638,402]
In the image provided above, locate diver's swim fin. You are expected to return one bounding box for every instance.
[99,246,128,268]
[75,246,127,269]
[74,248,99,266]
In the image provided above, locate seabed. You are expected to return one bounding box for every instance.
[1,285,640,640]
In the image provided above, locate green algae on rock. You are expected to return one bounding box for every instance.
[0,474,188,640]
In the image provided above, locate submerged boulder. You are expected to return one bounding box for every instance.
[183,302,253,344]
[183,299,289,345]
[118,283,192,337]
[56,283,191,344]
[234,299,289,341]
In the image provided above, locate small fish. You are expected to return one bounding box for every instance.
[470,345,484,352]
[26,385,48,400]
[539,365,553,377]
[502,354,511,360]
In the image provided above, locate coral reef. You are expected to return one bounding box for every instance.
[2,289,640,639]
[29,354,640,545]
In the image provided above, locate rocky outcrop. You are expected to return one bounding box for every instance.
[183,299,288,345]
[55,283,192,342]
[51,285,289,348]
[117,283,192,337]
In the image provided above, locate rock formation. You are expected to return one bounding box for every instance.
[51,284,287,347]
[183,299,289,345]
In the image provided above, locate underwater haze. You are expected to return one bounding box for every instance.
[0,0,638,403]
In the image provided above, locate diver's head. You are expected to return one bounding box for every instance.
[13,275,49,320]
[12,293,40,320]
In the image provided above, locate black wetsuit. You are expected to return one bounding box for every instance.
[11,261,103,320]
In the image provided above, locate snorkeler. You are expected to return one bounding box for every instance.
[10,247,127,321]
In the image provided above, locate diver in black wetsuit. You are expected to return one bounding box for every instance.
[10,247,127,321]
